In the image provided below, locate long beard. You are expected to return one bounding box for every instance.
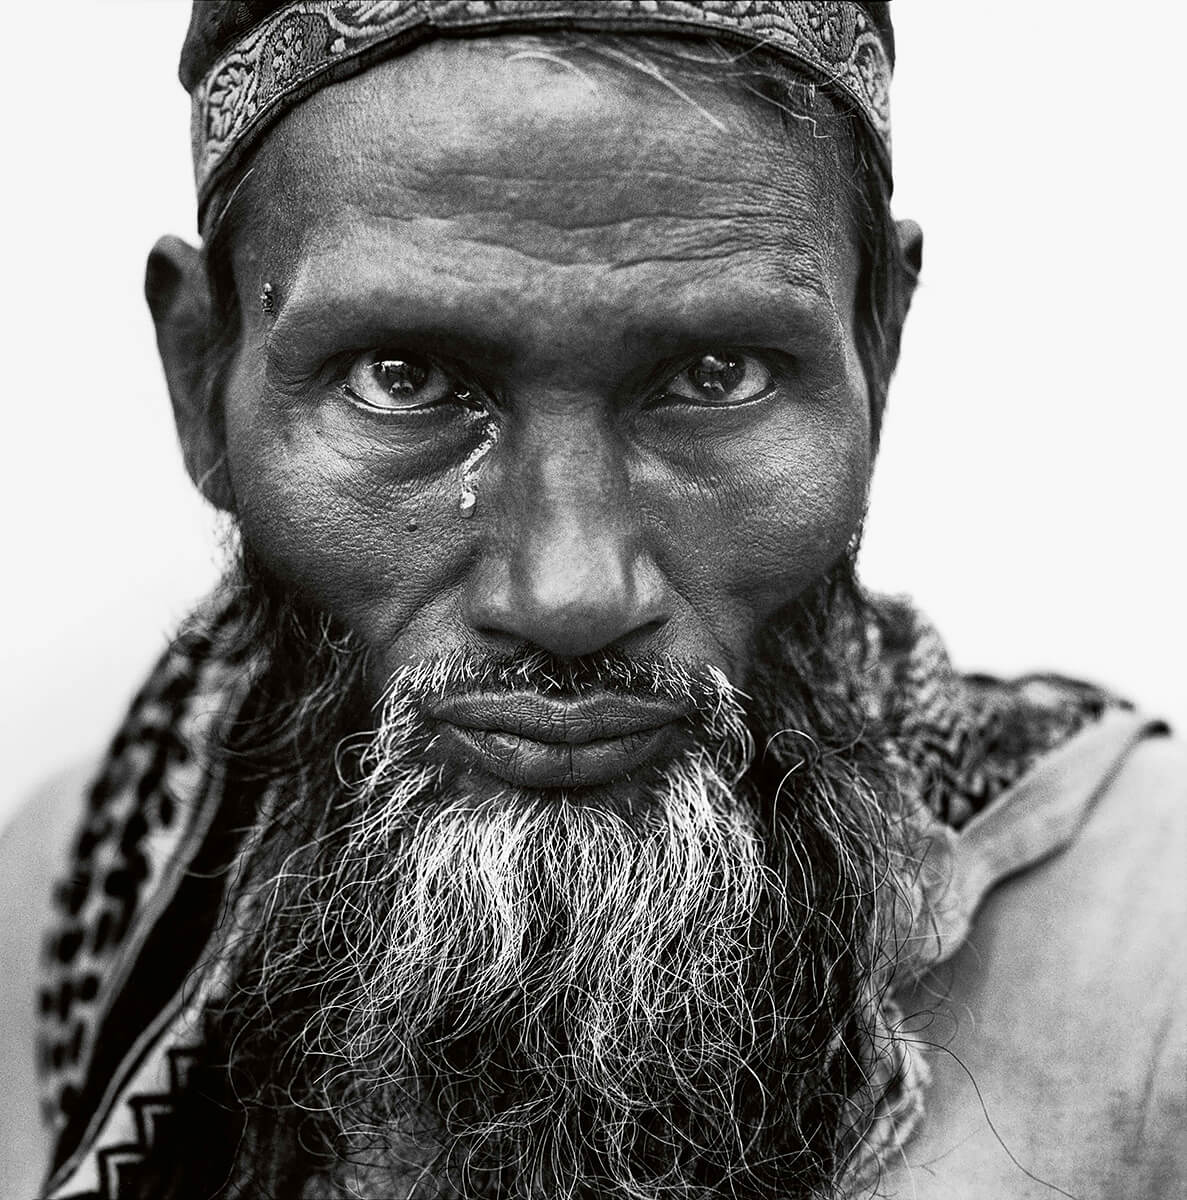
[184,554,915,1200]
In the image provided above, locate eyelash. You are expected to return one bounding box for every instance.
[331,348,784,418]
[327,347,486,419]
[341,380,488,415]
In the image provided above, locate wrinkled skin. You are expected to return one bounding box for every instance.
[149,38,916,788]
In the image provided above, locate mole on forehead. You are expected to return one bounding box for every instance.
[239,179,846,340]
[260,221,845,371]
[248,201,843,344]
[229,37,850,306]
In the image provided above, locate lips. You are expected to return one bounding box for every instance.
[427,690,687,788]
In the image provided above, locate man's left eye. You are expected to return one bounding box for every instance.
[343,351,459,412]
[654,352,774,407]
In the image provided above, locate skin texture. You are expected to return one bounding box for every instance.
[149,38,914,781]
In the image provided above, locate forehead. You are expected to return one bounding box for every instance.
[231,37,857,343]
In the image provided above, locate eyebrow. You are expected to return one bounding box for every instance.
[626,278,843,351]
[269,288,844,386]
[268,237,844,368]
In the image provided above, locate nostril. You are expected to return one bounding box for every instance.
[606,612,672,659]
[466,556,672,660]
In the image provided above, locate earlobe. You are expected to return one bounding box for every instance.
[145,235,235,512]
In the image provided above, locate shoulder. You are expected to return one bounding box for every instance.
[0,764,95,1200]
[880,731,1186,1199]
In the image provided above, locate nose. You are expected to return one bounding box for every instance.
[465,415,671,658]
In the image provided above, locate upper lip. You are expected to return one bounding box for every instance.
[427,690,687,744]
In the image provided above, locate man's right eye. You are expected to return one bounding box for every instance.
[343,352,468,413]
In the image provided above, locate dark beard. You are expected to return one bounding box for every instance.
[145,547,916,1200]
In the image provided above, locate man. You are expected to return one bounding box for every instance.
[1,2,1183,1197]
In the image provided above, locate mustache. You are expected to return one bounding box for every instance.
[372,646,737,706]
[219,533,870,798]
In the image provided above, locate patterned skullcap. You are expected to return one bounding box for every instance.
[181,2,894,227]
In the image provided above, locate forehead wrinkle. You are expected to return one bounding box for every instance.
[273,204,837,323]
[382,154,820,200]
[271,221,839,366]
[250,159,832,290]
[350,203,826,274]
[253,198,848,365]
[346,132,845,275]
[240,41,855,337]
[356,167,830,249]
[301,78,838,233]
[344,155,840,272]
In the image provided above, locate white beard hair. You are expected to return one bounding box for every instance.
[227,649,913,1200]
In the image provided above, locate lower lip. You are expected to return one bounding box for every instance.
[435,721,679,788]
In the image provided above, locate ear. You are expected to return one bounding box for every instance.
[896,217,923,305]
[145,235,235,512]
[885,216,924,370]
[864,219,924,452]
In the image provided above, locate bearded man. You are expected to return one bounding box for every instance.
[1,2,1183,1198]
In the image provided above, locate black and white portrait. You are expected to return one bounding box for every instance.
[1,4,1183,1198]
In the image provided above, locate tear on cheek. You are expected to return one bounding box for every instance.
[457,422,499,519]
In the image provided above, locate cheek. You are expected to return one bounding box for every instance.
[218,340,869,680]
[734,427,868,603]
[220,360,478,655]
[643,391,870,653]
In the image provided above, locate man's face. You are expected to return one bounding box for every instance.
[211,38,871,792]
[147,41,912,1193]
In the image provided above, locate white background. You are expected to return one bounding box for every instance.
[1,3,1184,828]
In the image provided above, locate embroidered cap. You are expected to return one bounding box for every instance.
[182,1,895,227]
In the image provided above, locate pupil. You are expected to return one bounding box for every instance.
[377,359,427,397]
[690,353,743,396]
